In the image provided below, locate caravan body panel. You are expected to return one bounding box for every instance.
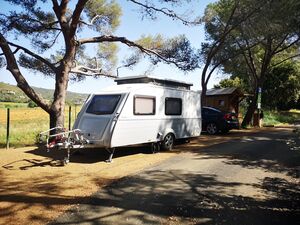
[110,85,201,147]
[74,81,201,149]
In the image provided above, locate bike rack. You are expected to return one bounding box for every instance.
[38,127,89,165]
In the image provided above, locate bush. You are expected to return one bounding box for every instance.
[28,100,38,108]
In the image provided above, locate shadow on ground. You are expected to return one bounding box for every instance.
[51,129,300,225]
[22,130,251,166]
[1,129,299,225]
[52,170,300,225]
[194,130,300,178]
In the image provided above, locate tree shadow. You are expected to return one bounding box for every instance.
[1,129,299,225]
[190,130,300,178]
[0,168,114,224]
[51,169,300,225]
[24,140,183,165]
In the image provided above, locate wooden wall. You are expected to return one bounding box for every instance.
[203,94,240,114]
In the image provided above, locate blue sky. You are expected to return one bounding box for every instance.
[0,0,223,93]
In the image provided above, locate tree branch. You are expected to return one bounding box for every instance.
[0,47,20,56]
[48,31,62,48]
[128,0,201,25]
[7,42,57,72]
[274,37,300,55]
[0,33,51,112]
[78,35,188,69]
[71,61,117,78]
[70,0,88,37]
[79,15,102,26]
[271,54,300,68]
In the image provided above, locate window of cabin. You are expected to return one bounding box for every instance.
[219,99,225,107]
[165,97,182,115]
[134,96,156,115]
[86,94,121,115]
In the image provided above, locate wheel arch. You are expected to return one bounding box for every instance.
[162,128,176,140]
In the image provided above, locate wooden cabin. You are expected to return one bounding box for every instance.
[203,87,244,114]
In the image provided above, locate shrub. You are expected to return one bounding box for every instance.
[28,100,38,108]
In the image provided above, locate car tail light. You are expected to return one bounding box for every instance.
[224,113,232,120]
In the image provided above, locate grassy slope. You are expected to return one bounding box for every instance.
[263,109,300,126]
[0,82,88,104]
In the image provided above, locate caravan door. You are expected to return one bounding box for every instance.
[76,94,123,145]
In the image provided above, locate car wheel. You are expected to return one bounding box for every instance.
[162,133,175,150]
[206,123,218,135]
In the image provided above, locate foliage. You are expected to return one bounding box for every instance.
[199,0,259,102]
[263,60,300,110]
[0,0,200,128]
[214,77,243,89]
[134,34,199,71]
[263,110,300,126]
[28,100,38,108]
[207,0,300,126]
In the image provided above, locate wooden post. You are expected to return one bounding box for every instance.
[6,108,10,149]
[68,105,72,131]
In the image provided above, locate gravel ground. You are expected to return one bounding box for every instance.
[0,128,292,225]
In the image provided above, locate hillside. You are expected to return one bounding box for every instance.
[0,82,88,104]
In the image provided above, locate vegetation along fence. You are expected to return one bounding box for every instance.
[0,103,80,148]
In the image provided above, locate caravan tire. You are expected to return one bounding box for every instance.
[151,142,160,153]
[162,133,175,151]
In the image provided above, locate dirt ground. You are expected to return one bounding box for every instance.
[0,128,292,225]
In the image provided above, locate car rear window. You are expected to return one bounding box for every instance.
[86,95,121,115]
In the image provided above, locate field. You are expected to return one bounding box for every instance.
[0,103,81,148]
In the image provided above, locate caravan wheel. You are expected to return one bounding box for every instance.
[151,142,160,153]
[162,133,175,151]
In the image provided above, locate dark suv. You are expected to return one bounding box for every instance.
[202,106,239,134]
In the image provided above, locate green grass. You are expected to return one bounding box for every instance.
[263,109,300,126]
[0,102,28,108]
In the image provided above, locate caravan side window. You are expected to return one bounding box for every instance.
[86,95,121,115]
[134,96,156,115]
[165,97,182,115]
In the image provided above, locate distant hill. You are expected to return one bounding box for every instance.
[0,82,88,104]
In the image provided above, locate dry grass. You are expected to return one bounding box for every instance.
[0,106,80,147]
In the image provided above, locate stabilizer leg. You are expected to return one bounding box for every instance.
[63,146,70,165]
[105,148,115,163]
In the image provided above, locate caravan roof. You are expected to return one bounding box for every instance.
[114,75,193,90]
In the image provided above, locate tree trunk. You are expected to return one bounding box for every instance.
[49,66,70,131]
[201,85,207,108]
[241,89,258,127]
[49,106,65,130]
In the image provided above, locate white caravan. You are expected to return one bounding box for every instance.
[73,76,202,161]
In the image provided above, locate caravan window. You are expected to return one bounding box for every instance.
[134,96,155,115]
[86,95,121,115]
[165,97,182,115]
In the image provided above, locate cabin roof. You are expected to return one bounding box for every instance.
[115,75,193,90]
[206,87,243,96]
